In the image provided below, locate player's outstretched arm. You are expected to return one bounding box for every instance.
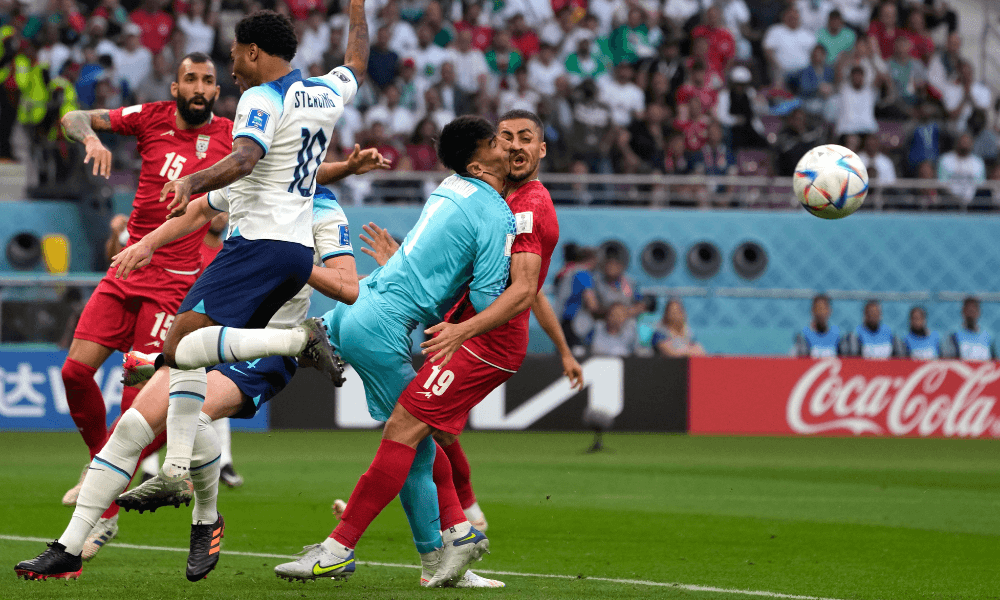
[160,137,263,218]
[341,0,370,86]
[532,290,584,390]
[316,145,391,185]
[61,109,114,178]
[111,195,221,279]
[422,252,541,366]
[309,255,360,305]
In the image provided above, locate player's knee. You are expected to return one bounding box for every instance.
[61,358,96,388]
[432,430,458,447]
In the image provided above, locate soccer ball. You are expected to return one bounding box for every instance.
[793,144,869,219]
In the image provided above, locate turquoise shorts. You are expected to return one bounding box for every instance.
[321,285,415,422]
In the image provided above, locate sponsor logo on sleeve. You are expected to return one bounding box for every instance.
[246,109,270,132]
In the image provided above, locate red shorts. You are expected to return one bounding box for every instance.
[397,346,515,435]
[73,265,199,353]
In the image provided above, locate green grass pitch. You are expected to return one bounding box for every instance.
[1,430,998,599]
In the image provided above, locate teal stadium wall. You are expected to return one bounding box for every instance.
[4,199,998,356]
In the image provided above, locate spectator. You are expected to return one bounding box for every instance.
[676,60,718,114]
[364,83,415,139]
[453,1,492,51]
[691,7,736,76]
[423,86,455,132]
[858,133,896,184]
[763,7,816,82]
[834,66,879,137]
[897,306,941,359]
[321,26,346,73]
[367,25,399,90]
[885,35,925,118]
[408,22,451,83]
[663,0,704,29]
[777,108,825,175]
[847,300,896,358]
[942,60,991,135]
[129,0,173,55]
[593,256,645,318]
[508,13,539,60]
[498,66,541,116]
[404,117,440,171]
[394,58,423,113]
[569,80,614,172]
[450,28,490,96]
[646,38,685,100]
[835,0,872,31]
[291,10,329,74]
[927,31,962,92]
[496,0,554,30]
[816,10,855,65]
[175,0,214,57]
[907,100,941,174]
[485,28,523,80]
[565,32,606,85]
[539,6,575,54]
[950,297,997,360]
[790,45,835,116]
[135,51,172,103]
[628,103,670,171]
[794,294,842,357]
[527,42,562,96]
[557,246,600,353]
[867,1,901,60]
[938,132,986,203]
[904,8,935,65]
[716,65,768,149]
[796,0,833,33]
[969,109,998,163]
[112,22,152,95]
[436,61,468,115]
[674,96,711,153]
[609,6,661,67]
[694,121,736,176]
[599,62,646,128]
[423,1,454,48]
[381,0,418,58]
[652,297,706,357]
[591,303,639,357]
[663,131,695,174]
[837,35,888,91]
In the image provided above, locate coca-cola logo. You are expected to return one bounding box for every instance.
[786,359,1000,438]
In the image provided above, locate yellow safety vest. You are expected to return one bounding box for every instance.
[48,76,78,140]
[14,53,48,125]
[0,25,14,83]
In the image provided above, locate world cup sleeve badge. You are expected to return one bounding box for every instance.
[196,134,210,159]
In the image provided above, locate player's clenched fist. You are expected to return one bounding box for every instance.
[110,240,153,280]
[160,177,193,218]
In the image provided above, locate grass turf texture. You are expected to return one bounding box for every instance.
[0,431,998,600]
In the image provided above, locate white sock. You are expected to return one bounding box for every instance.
[140,454,159,477]
[212,417,233,467]
[59,409,154,555]
[165,367,207,479]
[464,502,484,522]
[442,521,472,544]
[190,413,221,524]
[174,325,308,370]
[321,537,353,556]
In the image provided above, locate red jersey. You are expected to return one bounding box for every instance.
[130,9,173,54]
[445,180,559,371]
[110,101,233,273]
[200,239,223,268]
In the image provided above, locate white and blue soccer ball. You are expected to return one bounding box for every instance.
[793,144,869,220]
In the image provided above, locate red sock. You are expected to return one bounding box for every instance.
[433,442,467,530]
[442,439,477,509]
[63,358,106,459]
[332,440,416,549]
[120,385,139,413]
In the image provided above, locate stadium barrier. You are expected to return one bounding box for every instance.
[0,350,268,431]
[689,356,1000,439]
[269,355,689,433]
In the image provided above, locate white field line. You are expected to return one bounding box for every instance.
[1,534,850,600]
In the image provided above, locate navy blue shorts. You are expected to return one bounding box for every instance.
[209,356,297,419]
[178,236,314,328]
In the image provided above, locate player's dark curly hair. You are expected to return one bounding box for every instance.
[498,109,545,140]
[235,10,297,62]
[437,116,496,176]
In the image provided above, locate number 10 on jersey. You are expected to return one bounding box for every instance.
[289,127,327,196]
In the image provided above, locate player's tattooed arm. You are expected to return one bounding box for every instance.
[61,109,114,178]
[342,0,369,85]
[161,137,263,218]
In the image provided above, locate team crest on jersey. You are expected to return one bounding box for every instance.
[339,224,350,247]
[195,134,210,158]
[247,109,269,132]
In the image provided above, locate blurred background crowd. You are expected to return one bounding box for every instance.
[1,0,998,207]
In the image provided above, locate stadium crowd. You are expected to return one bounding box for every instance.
[1,0,996,206]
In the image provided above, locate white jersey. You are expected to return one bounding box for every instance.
[228,66,359,247]
[206,185,353,328]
